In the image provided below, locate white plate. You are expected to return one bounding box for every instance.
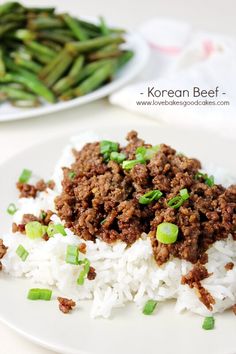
[0,124,235,354]
[0,30,149,122]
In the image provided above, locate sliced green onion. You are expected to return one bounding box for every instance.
[27,288,52,301]
[122,158,145,170]
[25,221,47,239]
[135,145,160,161]
[7,203,17,215]
[195,172,214,187]
[142,300,158,315]
[16,244,29,261]
[77,258,90,285]
[66,244,79,265]
[110,151,126,163]
[68,171,76,180]
[47,223,66,237]
[100,140,119,155]
[100,218,106,225]
[205,175,214,187]
[202,316,215,330]
[18,168,32,183]
[168,188,190,209]
[139,190,163,205]
[40,211,46,219]
[156,222,179,244]
[167,195,183,209]
[179,188,190,201]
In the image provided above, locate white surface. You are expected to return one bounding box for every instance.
[0,0,236,353]
[0,31,149,122]
[0,125,236,354]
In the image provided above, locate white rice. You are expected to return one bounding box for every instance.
[2,133,236,318]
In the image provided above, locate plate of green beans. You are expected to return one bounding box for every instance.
[0,1,149,121]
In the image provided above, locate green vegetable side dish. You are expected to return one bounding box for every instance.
[0,1,134,107]
[27,288,52,301]
[202,316,215,330]
[142,300,158,315]
[156,222,179,244]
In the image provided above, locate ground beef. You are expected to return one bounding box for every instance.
[57,297,76,314]
[232,304,236,315]
[87,266,96,280]
[78,243,87,254]
[181,263,215,310]
[55,131,236,269]
[17,179,55,198]
[0,239,7,270]
[225,262,234,271]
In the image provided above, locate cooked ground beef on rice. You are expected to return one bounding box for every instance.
[56,131,236,268]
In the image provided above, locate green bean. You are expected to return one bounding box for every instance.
[0,2,22,16]
[0,13,26,24]
[66,35,125,54]
[25,41,57,59]
[74,62,114,96]
[88,44,122,60]
[28,17,65,30]
[39,49,69,79]
[52,55,84,94]
[25,7,55,14]
[10,29,36,41]
[0,22,22,37]
[117,50,134,68]
[0,48,6,77]
[0,71,55,103]
[43,50,74,87]
[40,40,62,52]
[37,31,73,44]
[11,99,40,108]
[59,88,75,101]
[0,85,38,101]
[99,17,110,36]
[62,13,88,41]
[14,54,42,74]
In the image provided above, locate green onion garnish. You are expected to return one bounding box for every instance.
[16,244,29,261]
[100,218,106,225]
[122,156,146,170]
[25,221,47,239]
[202,316,215,330]
[136,145,160,161]
[100,140,119,162]
[156,222,179,244]
[77,258,90,285]
[139,190,163,205]
[18,168,32,183]
[40,211,46,220]
[167,195,183,209]
[47,223,66,237]
[27,288,52,301]
[66,244,79,265]
[167,188,190,209]
[179,188,189,201]
[7,203,17,215]
[195,172,214,187]
[142,300,158,315]
[110,151,126,164]
[68,171,76,180]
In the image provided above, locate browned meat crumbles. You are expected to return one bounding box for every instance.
[57,297,76,314]
[17,179,55,198]
[56,131,236,271]
[232,304,236,315]
[0,239,7,271]
[181,263,215,310]
[78,242,87,254]
[225,262,234,271]
[87,266,97,280]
